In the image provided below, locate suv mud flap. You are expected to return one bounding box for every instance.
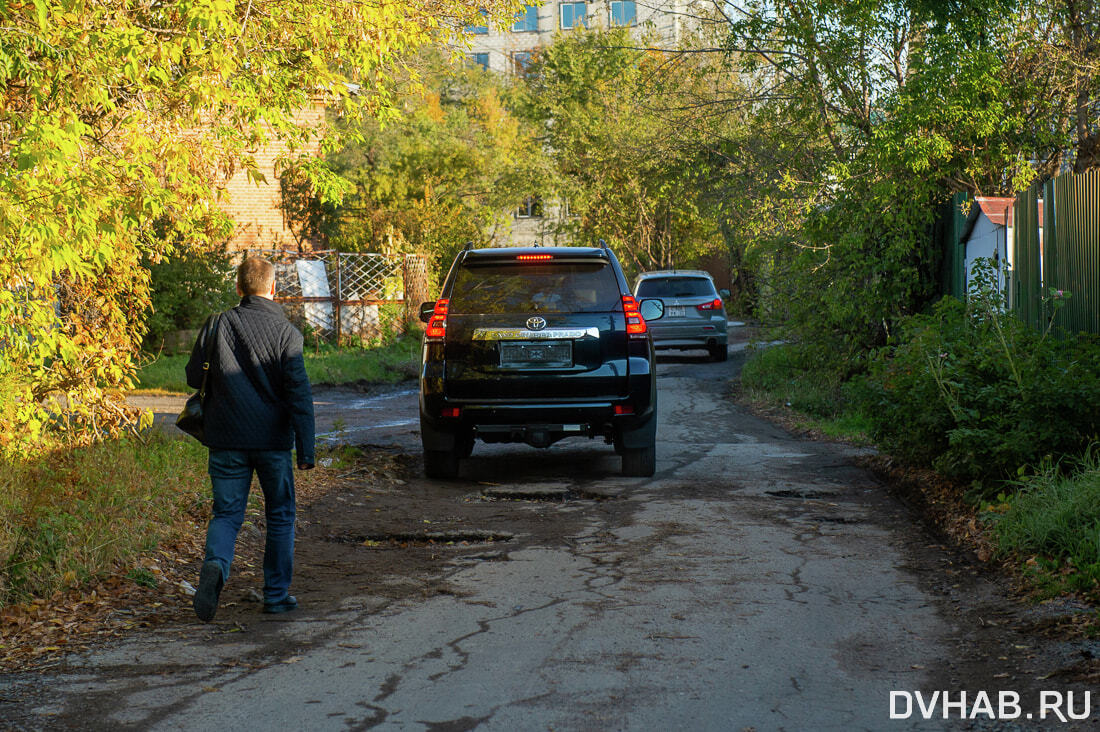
[616,411,657,449]
[421,416,459,451]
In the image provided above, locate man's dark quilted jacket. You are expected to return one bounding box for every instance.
[186,296,315,463]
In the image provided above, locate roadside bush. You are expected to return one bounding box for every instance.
[143,248,237,351]
[861,262,1100,491]
[742,342,851,419]
[741,342,872,440]
[987,451,1100,595]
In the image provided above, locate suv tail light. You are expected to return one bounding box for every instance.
[426,299,449,341]
[622,295,647,337]
[696,298,724,312]
[517,254,553,262]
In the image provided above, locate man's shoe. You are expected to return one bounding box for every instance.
[193,561,224,622]
[263,595,298,614]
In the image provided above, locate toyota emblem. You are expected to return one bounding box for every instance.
[526,316,547,331]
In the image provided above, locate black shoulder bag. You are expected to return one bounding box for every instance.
[176,314,221,441]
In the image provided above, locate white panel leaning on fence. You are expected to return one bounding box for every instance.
[248,250,431,343]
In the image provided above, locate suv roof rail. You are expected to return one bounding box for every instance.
[598,238,610,250]
[463,241,474,251]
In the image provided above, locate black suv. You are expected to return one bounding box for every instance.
[418,244,659,479]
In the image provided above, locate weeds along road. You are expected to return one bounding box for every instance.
[4,332,1098,730]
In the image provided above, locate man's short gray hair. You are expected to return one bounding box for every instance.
[237,257,275,296]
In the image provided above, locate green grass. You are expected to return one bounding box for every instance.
[740,343,871,442]
[134,334,422,394]
[0,433,209,606]
[987,450,1100,597]
[303,335,421,386]
[134,353,193,394]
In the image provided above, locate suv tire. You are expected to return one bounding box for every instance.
[424,449,460,479]
[709,343,728,362]
[621,444,656,477]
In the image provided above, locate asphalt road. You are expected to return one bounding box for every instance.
[5,336,1099,730]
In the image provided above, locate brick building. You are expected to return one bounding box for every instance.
[219,101,327,253]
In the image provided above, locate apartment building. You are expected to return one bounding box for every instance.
[465,0,692,75]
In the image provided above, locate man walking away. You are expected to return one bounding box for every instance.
[186,256,315,622]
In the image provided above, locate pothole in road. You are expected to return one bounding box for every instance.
[766,489,843,500]
[805,515,863,525]
[479,486,615,502]
[324,530,515,548]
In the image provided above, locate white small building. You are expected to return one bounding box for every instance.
[962,197,1014,300]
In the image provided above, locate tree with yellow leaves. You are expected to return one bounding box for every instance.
[0,0,521,452]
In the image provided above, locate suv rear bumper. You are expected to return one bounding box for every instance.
[421,406,656,451]
[420,351,655,451]
[420,391,656,451]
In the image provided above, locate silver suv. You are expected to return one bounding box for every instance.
[633,270,729,361]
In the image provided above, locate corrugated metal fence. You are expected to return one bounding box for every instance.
[1012,170,1100,334]
[1012,186,1043,329]
[936,191,969,299]
[247,250,432,343]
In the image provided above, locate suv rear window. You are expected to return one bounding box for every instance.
[450,262,621,314]
[635,277,716,298]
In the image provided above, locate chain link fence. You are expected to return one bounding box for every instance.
[247,250,432,343]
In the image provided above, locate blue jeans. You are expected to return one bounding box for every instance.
[205,449,296,603]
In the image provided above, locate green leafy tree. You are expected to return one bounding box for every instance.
[701,0,1100,356]
[520,28,729,275]
[143,247,237,351]
[322,51,550,269]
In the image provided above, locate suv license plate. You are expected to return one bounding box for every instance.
[667,305,686,318]
[499,341,572,368]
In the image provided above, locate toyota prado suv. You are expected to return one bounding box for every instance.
[418,243,660,479]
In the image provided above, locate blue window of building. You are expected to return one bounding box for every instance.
[465,9,489,34]
[560,2,586,29]
[512,51,534,76]
[470,52,490,69]
[610,0,636,26]
[513,5,538,32]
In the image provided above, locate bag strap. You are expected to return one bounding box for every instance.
[198,314,221,402]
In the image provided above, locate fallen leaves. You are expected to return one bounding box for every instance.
[0,532,204,672]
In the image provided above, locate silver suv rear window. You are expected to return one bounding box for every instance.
[635,277,716,298]
[450,262,620,314]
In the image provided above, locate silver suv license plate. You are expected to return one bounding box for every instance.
[499,341,572,368]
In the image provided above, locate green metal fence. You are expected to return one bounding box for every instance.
[1012,185,1043,330]
[937,191,970,298]
[1048,171,1100,333]
[1011,170,1100,335]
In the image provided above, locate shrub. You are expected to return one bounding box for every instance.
[742,342,852,420]
[862,261,1100,491]
[741,342,873,440]
[143,248,237,351]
